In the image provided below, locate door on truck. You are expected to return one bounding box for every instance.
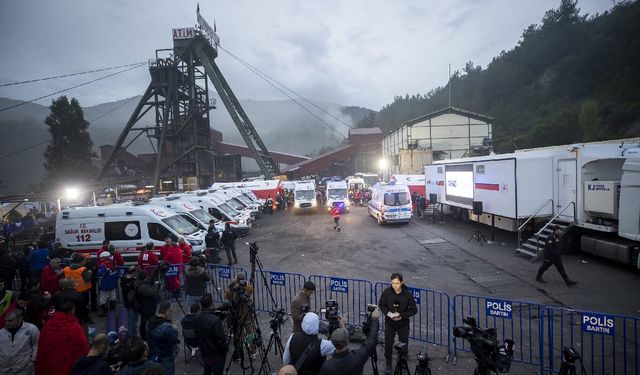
[557,159,577,221]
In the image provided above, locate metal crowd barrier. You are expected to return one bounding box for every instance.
[542,306,639,375]
[251,269,306,314]
[206,264,247,304]
[308,275,375,327]
[375,282,451,354]
[452,294,545,368]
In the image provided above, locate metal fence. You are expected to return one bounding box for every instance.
[308,275,375,327]
[542,306,640,375]
[252,269,306,314]
[375,282,451,354]
[452,294,544,367]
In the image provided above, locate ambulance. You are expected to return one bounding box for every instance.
[148,197,225,232]
[293,180,318,213]
[55,204,207,262]
[368,182,413,225]
[326,180,349,213]
[178,192,252,234]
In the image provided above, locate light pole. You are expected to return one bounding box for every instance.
[377,158,389,182]
[57,187,80,210]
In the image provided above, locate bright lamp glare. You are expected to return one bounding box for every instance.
[378,158,388,170]
[64,187,80,200]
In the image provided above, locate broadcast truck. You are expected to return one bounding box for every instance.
[425,138,640,269]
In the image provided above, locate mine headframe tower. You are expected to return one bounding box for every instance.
[98,24,280,192]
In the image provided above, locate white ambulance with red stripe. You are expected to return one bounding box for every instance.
[55,204,207,262]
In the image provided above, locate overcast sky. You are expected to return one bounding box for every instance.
[0,0,614,111]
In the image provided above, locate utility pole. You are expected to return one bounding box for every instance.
[448,63,452,108]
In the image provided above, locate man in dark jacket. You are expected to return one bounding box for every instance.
[220,223,238,266]
[184,257,211,306]
[319,308,381,375]
[146,301,179,375]
[72,333,112,375]
[120,266,138,335]
[291,281,315,333]
[52,278,91,328]
[378,272,417,375]
[194,293,228,375]
[205,220,221,263]
[134,271,158,341]
[536,226,578,286]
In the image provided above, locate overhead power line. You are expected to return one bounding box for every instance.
[0,62,147,88]
[217,45,353,138]
[0,140,48,160]
[0,63,146,113]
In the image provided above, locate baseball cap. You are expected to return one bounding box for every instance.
[331,328,349,348]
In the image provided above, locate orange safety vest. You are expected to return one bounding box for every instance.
[63,266,92,292]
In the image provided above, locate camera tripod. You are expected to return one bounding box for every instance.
[154,265,186,315]
[467,220,486,246]
[257,314,286,375]
[559,350,587,375]
[394,351,411,375]
[224,298,265,375]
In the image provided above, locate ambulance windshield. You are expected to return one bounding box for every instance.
[162,215,199,235]
[384,192,410,206]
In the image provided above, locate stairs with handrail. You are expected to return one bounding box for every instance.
[515,200,576,259]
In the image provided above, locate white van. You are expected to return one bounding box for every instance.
[55,204,207,261]
[368,182,412,225]
[326,180,349,213]
[293,180,318,213]
[148,197,226,232]
[179,193,252,234]
[210,188,261,218]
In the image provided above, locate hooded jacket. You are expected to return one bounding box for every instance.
[0,321,39,375]
[35,311,89,375]
[115,358,160,375]
[72,355,112,375]
[184,265,210,297]
[146,315,179,360]
[290,290,311,333]
[282,313,335,375]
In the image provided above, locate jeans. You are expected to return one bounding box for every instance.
[186,294,203,308]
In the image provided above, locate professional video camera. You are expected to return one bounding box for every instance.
[269,307,287,331]
[321,300,341,335]
[231,279,250,304]
[415,345,433,375]
[453,317,514,374]
[395,342,409,358]
[362,304,377,335]
[157,260,170,272]
[559,346,586,375]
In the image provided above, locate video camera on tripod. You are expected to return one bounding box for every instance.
[362,304,377,335]
[231,279,250,304]
[269,307,287,331]
[453,317,514,374]
[321,299,341,335]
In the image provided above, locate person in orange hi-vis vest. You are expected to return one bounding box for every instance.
[62,254,93,306]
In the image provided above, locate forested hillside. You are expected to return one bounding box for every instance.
[358,0,640,152]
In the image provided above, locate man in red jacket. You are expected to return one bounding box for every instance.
[36,299,89,375]
[137,242,159,275]
[162,239,183,299]
[40,258,63,294]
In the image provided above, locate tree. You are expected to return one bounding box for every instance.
[43,96,95,189]
[579,100,599,142]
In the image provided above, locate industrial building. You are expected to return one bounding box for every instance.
[381,106,493,176]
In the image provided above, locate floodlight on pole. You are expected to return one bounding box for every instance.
[377,158,388,170]
[65,187,80,200]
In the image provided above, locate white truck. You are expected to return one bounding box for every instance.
[425,139,640,268]
[293,180,318,213]
[326,180,349,213]
[368,182,412,225]
[55,203,207,262]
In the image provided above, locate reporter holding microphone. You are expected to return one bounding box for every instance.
[377,272,417,375]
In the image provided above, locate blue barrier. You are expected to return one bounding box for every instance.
[542,306,640,375]
[309,275,374,327]
[452,294,544,368]
[375,282,451,353]
[251,269,306,314]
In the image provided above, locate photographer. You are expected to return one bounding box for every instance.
[194,293,228,375]
[220,223,238,266]
[291,281,315,333]
[282,312,335,375]
[378,273,417,375]
[319,307,381,375]
[184,256,211,306]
